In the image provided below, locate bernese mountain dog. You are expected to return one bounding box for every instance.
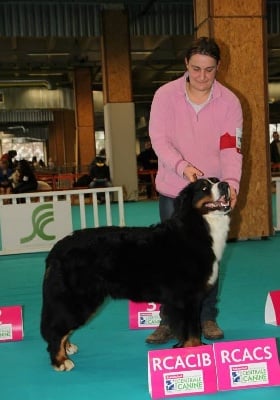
[40,177,231,371]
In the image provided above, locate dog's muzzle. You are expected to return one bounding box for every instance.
[205,181,231,213]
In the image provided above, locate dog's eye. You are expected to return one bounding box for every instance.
[202,186,208,191]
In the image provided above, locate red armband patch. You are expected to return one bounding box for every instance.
[220,132,236,150]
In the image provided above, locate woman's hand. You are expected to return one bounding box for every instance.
[183,164,204,182]
[229,186,237,209]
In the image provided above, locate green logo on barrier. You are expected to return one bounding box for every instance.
[20,204,56,243]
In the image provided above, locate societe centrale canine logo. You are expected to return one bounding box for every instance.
[20,204,56,243]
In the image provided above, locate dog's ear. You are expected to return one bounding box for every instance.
[173,183,194,217]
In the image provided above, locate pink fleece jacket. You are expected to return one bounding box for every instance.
[149,74,243,198]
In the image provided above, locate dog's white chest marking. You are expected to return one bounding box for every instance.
[204,213,230,285]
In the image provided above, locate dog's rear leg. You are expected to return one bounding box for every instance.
[41,305,77,371]
[48,332,75,371]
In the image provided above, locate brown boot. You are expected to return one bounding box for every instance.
[202,320,224,340]
[145,325,175,344]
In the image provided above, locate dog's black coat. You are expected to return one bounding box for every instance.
[40,178,230,371]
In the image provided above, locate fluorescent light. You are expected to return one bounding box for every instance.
[27,52,70,56]
[131,50,153,55]
[28,72,64,76]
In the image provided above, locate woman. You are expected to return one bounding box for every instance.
[146,37,243,344]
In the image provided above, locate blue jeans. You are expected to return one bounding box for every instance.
[159,194,219,324]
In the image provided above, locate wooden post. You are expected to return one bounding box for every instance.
[73,68,96,172]
[101,9,138,200]
[194,0,272,238]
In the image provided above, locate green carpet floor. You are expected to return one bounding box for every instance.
[1,199,280,399]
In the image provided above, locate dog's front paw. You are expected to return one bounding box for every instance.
[53,358,75,372]
[66,343,78,355]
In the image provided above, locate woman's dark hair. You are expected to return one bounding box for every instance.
[185,37,220,63]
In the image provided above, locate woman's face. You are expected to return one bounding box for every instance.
[185,53,219,92]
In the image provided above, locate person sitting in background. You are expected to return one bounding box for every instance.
[38,159,46,168]
[0,156,13,193]
[10,159,38,194]
[31,156,39,169]
[88,153,112,203]
[48,157,55,170]
[1,149,17,170]
[137,138,158,170]
[137,138,158,198]
[270,131,280,164]
[7,150,17,169]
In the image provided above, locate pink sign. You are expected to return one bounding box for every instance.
[213,338,280,391]
[0,305,24,342]
[148,345,217,399]
[129,301,160,329]
[265,290,280,325]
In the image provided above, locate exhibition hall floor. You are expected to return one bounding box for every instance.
[1,200,280,399]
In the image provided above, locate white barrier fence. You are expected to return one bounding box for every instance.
[0,186,125,255]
